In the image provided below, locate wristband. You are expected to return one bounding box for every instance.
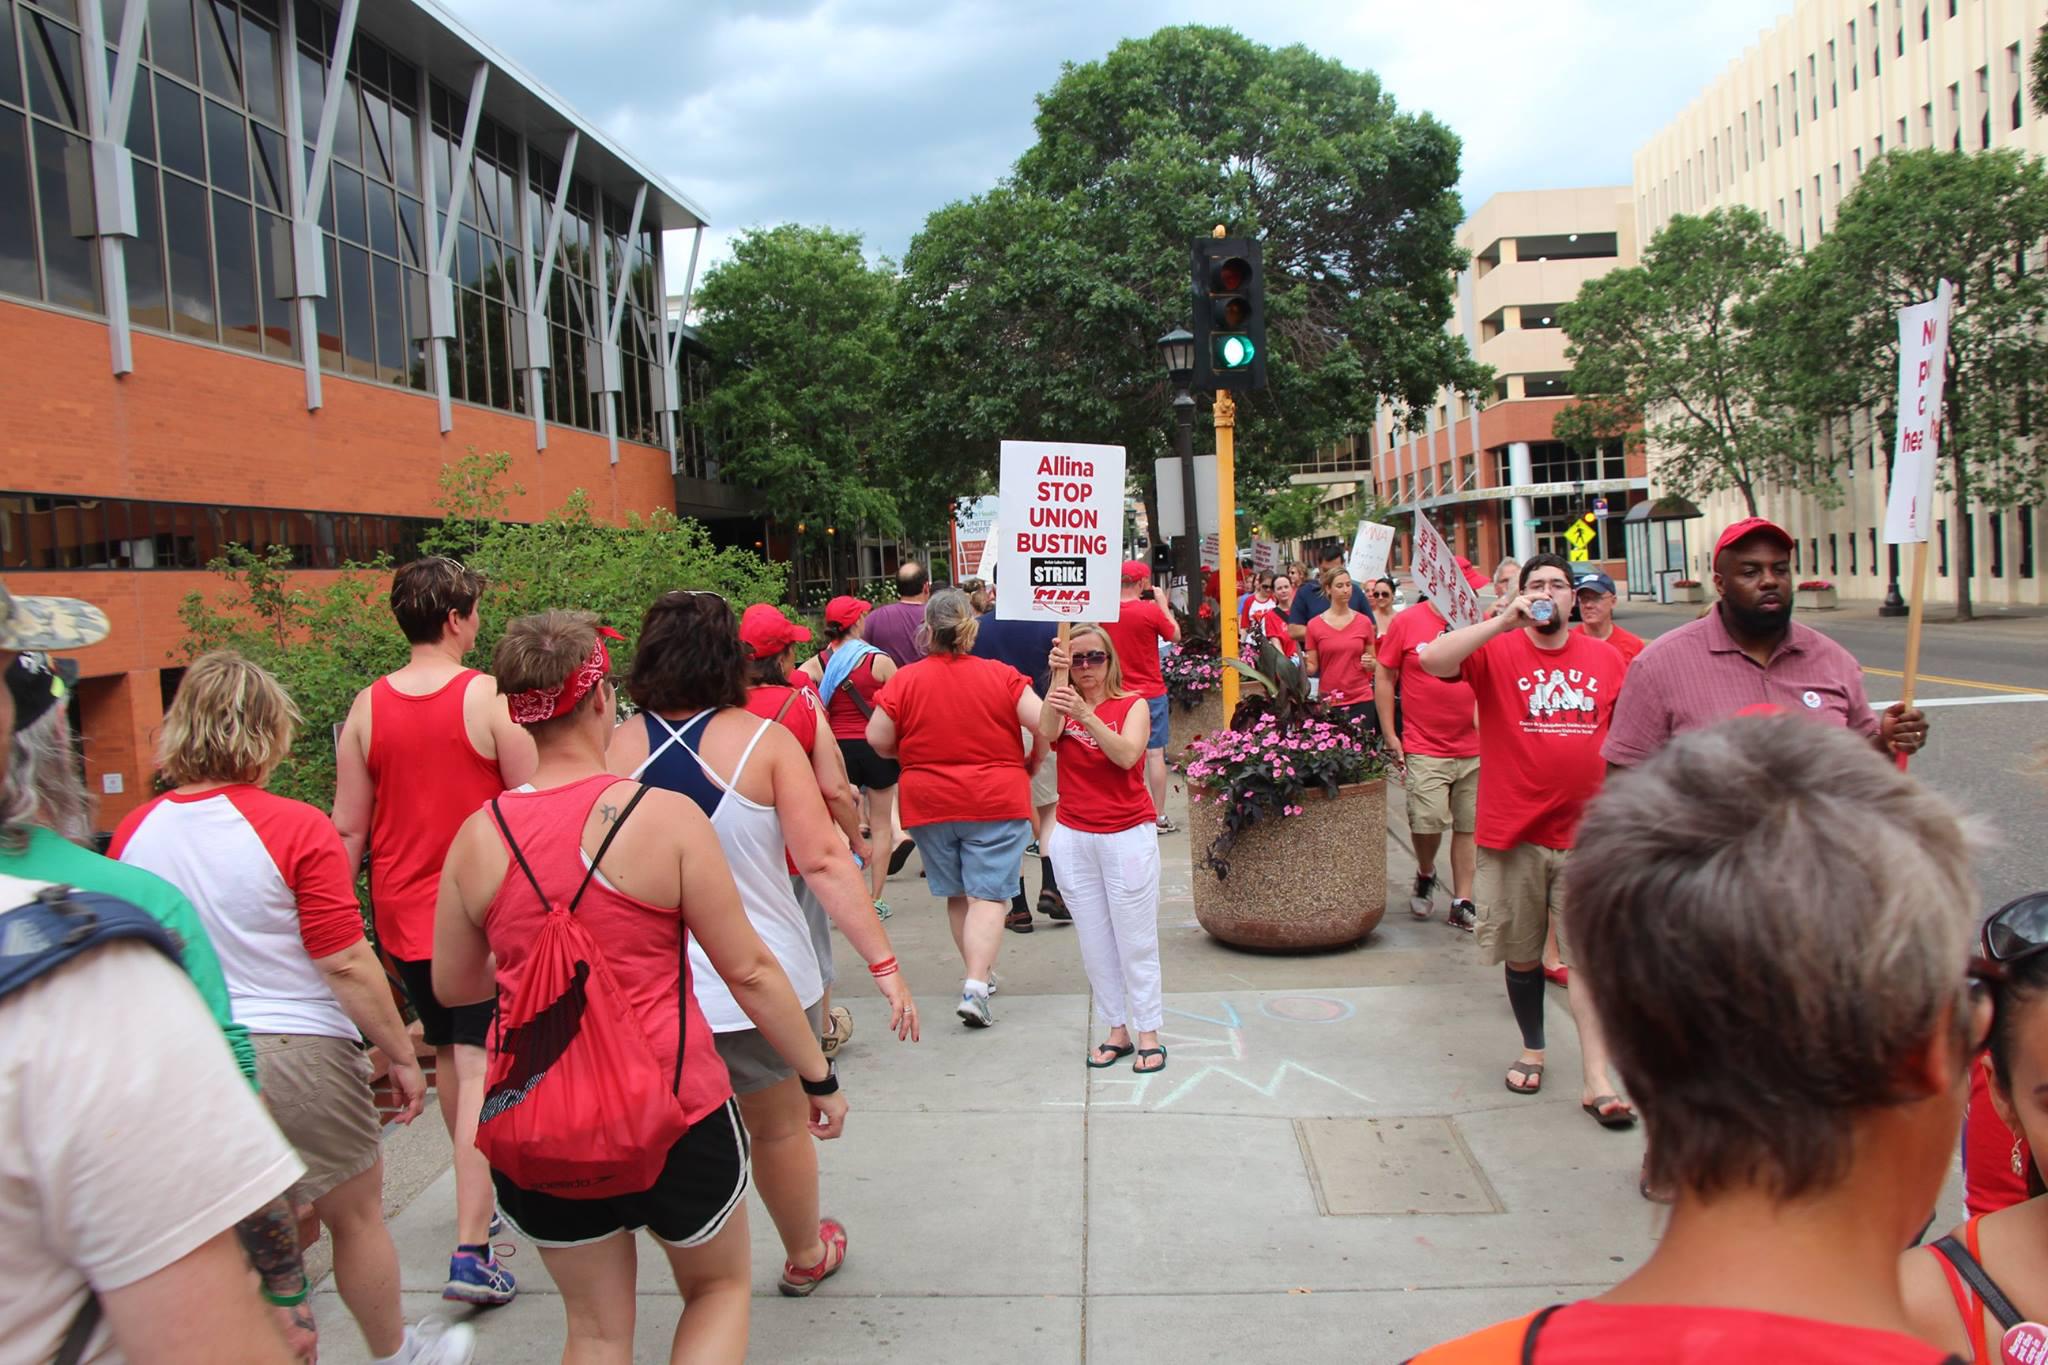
[262,1275,310,1307]
[867,956,898,978]
[801,1063,840,1097]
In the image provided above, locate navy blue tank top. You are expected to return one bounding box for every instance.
[636,711,722,817]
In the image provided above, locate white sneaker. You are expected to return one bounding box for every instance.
[397,1319,477,1365]
[956,990,993,1028]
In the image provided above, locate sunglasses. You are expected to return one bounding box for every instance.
[1964,892,2048,1058]
[1369,590,1393,600]
[1069,650,1108,666]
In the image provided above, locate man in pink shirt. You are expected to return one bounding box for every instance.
[1604,518,1928,768]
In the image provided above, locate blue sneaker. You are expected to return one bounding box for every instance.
[956,990,992,1029]
[443,1249,516,1306]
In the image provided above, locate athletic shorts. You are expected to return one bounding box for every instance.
[494,1096,750,1249]
[1475,843,1572,968]
[392,955,493,1049]
[911,818,1032,902]
[838,736,900,791]
[1030,746,1060,809]
[255,1033,382,1207]
[1145,695,1170,750]
[714,1001,827,1095]
[1405,754,1479,835]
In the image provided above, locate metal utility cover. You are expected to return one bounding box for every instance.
[1296,1117,1502,1216]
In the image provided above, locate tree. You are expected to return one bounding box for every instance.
[1769,150,2048,620]
[2033,24,2048,119]
[895,26,1487,551]
[692,225,908,581]
[1555,208,1819,517]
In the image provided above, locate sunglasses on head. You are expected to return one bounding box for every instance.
[1069,650,1108,666]
[1983,892,2048,967]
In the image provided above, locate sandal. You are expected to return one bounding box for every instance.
[1087,1041,1135,1068]
[887,841,916,876]
[778,1218,848,1297]
[1582,1095,1638,1129]
[1133,1047,1168,1074]
[1543,964,1569,987]
[820,1006,853,1058]
[1504,1060,1544,1095]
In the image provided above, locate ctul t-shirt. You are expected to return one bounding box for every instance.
[1102,596,1174,699]
[1460,628,1626,851]
[1377,601,1478,758]
[1304,610,1376,705]
[1053,695,1154,834]
[1408,1302,1958,1364]
[877,653,1032,827]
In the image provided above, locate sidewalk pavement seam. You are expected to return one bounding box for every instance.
[1078,986,1093,1365]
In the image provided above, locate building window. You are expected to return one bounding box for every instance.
[2012,44,2026,130]
[1989,510,2004,577]
[1809,537,1819,575]
[1849,530,1858,575]
[0,491,452,571]
[2022,507,2036,578]
[1869,528,1878,575]
[1937,519,1948,576]
[1790,72,1800,135]
[1919,4,1928,42]
[1849,24,1859,90]
[1772,85,1782,146]
[1810,54,1820,119]
[1978,67,1990,148]
[1828,533,1839,576]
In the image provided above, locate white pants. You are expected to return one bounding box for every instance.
[1047,821,1164,1032]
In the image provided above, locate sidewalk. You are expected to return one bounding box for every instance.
[310,777,1964,1363]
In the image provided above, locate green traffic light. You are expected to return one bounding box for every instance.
[1219,335,1256,368]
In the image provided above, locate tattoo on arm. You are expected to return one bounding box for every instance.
[599,802,620,826]
[235,1196,307,1294]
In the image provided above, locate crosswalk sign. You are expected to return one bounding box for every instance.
[1564,518,1596,562]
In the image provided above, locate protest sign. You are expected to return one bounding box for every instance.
[1347,521,1394,585]
[1883,280,1953,545]
[1410,510,1481,629]
[1252,538,1281,576]
[950,495,999,582]
[995,441,1126,622]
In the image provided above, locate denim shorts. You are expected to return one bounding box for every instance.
[910,818,1032,902]
[1145,694,1170,750]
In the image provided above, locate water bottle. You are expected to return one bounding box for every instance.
[1529,599,1556,624]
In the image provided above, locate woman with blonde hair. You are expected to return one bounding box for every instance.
[867,588,1043,1028]
[112,652,469,1365]
[1038,625,1165,1073]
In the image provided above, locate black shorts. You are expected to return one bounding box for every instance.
[838,736,900,790]
[493,1097,751,1249]
[392,956,495,1049]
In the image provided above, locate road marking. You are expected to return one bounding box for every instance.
[1863,666,2046,696]
[1870,694,2048,709]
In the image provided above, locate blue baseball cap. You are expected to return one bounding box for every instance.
[1574,571,1617,596]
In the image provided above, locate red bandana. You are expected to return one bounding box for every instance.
[507,626,623,724]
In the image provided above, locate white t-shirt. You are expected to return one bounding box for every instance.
[0,872,304,1364]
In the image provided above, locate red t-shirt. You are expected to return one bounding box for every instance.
[1304,610,1376,706]
[1376,601,1478,758]
[1053,695,1153,834]
[876,653,1031,827]
[1598,624,1646,666]
[1460,628,1626,850]
[1411,1303,1956,1364]
[1240,596,1298,658]
[1102,597,1175,700]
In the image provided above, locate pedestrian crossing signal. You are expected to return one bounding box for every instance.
[1192,237,1266,392]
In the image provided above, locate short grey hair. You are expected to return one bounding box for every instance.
[1567,716,1978,1202]
[922,588,980,656]
[1,706,95,850]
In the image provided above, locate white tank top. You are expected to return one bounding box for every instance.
[634,710,825,1032]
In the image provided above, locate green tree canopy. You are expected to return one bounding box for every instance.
[693,225,907,541]
[1554,207,1819,517]
[896,25,1487,539]
[1766,149,2048,620]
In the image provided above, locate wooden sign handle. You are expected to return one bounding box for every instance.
[1895,539,1930,772]
[1051,620,1072,693]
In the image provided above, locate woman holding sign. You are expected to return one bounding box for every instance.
[1037,626,1167,1074]
[1304,567,1378,734]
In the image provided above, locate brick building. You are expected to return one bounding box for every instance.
[1,0,739,828]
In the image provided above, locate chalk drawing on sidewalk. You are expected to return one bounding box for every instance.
[1050,994,1373,1111]
[1259,995,1355,1024]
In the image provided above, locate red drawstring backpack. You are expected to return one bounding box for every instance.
[477,786,691,1197]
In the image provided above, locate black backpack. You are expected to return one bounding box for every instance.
[0,884,183,1365]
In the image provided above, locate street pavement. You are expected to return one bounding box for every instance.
[308,593,2036,1363]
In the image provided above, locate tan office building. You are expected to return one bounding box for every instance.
[1635,0,2047,605]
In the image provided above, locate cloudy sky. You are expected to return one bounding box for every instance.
[441,0,1797,290]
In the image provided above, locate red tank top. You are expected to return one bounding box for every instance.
[367,669,504,960]
[823,649,884,741]
[482,775,731,1125]
[1053,694,1157,834]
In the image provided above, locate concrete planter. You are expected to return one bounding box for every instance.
[1189,780,1387,950]
[1167,688,1226,768]
[1796,587,1839,610]
[1674,583,1708,604]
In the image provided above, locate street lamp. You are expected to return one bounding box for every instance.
[1158,327,1199,607]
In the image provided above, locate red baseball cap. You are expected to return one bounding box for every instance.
[823,596,872,630]
[1121,560,1151,582]
[738,603,811,656]
[1455,555,1488,590]
[1713,516,1794,560]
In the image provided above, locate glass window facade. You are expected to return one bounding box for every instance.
[0,0,677,449]
[1,488,447,569]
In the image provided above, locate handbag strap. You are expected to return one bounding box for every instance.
[1520,1303,1564,1363]
[1931,1230,2025,1331]
[490,784,651,915]
[52,1293,101,1365]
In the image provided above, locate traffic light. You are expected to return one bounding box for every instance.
[1191,236,1266,392]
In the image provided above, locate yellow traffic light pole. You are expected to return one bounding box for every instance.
[1215,388,1240,718]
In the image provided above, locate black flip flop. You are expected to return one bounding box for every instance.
[888,841,916,876]
[1133,1047,1168,1075]
[1087,1043,1135,1068]
[1504,1061,1544,1095]
[1583,1095,1638,1129]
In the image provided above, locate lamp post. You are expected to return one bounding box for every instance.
[1158,326,1198,608]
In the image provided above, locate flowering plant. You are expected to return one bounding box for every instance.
[1162,639,1225,711]
[1673,579,1701,587]
[1797,579,1835,591]
[1184,639,1390,878]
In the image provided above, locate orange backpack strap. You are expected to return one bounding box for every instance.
[1405,1307,1558,1364]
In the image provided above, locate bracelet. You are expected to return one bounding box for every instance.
[867,956,899,978]
[262,1275,310,1307]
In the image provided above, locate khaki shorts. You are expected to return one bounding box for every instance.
[255,1033,382,1206]
[714,1001,827,1095]
[1474,843,1572,968]
[1031,747,1060,809]
[1405,753,1478,835]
